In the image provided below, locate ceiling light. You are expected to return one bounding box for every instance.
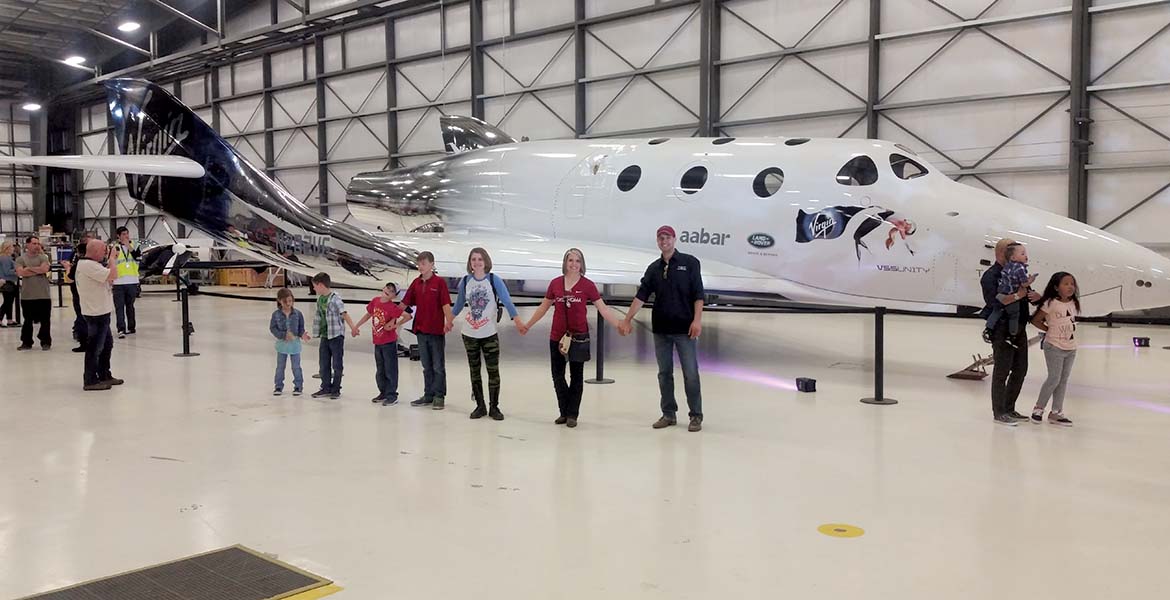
[21,103,41,111]
[118,22,141,32]
[64,56,86,65]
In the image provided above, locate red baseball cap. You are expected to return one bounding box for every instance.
[656,225,676,238]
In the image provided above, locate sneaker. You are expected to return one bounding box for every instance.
[72,346,85,353]
[982,328,993,344]
[117,331,126,339]
[101,377,124,386]
[83,381,112,391]
[410,397,433,407]
[1008,411,1029,422]
[371,395,385,404]
[274,389,284,396]
[489,406,504,421]
[381,397,399,406]
[1031,409,1044,424]
[688,417,703,432]
[432,397,445,410]
[1006,338,1019,349]
[329,390,341,399]
[554,416,568,425]
[994,414,1018,427]
[127,330,135,335]
[1049,413,1073,427]
[16,345,32,351]
[653,415,677,429]
[470,405,487,419]
[566,417,577,428]
[292,389,302,397]
[40,344,50,351]
[310,389,331,398]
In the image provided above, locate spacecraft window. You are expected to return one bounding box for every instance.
[836,155,879,186]
[680,166,708,195]
[649,138,669,145]
[890,153,929,180]
[713,137,735,145]
[752,167,785,198]
[784,138,810,146]
[617,165,642,192]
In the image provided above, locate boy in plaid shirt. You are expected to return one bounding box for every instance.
[310,272,357,399]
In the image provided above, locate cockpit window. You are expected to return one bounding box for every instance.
[836,156,878,186]
[890,153,928,180]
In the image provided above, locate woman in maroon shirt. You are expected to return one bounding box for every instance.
[524,248,625,428]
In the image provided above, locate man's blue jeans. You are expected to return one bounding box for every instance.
[654,333,702,418]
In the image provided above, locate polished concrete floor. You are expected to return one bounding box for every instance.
[2,288,1169,599]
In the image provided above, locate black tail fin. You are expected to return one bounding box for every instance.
[441,115,516,154]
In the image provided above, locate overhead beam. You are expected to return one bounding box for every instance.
[876,7,1071,41]
[142,0,223,38]
[0,40,95,73]
[5,0,153,58]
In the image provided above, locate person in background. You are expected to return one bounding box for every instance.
[0,240,16,328]
[269,287,306,397]
[402,251,454,410]
[981,238,1041,427]
[449,247,527,421]
[15,236,52,351]
[353,282,410,406]
[1030,272,1080,427]
[621,225,707,432]
[309,272,356,400]
[112,226,142,339]
[61,231,94,352]
[523,248,625,428]
[75,239,122,391]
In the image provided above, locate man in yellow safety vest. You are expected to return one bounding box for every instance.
[112,226,142,338]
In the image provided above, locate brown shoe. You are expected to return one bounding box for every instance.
[83,382,113,391]
[102,377,124,386]
[652,415,676,429]
[688,417,703,432]
[566,418,577,428]
[554,416,568,425]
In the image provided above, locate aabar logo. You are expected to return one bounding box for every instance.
[877,265,929,274]
[747,233,775,249]
[680,228,730,245]
[811,213,836,239]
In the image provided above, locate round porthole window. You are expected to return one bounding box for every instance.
[752,167,785,198]
[680,166,708,195]
[616,165,641,192]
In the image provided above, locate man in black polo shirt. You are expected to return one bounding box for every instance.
[622,225,706,432]
[62,230,94,353]
[981,238,1039,426]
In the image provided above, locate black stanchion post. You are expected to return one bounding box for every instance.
[861,306,897,405]
[1099,312,1119,329]
[56,270,64,308]
[586,303,615,385]
[14,283,20,324]
[173,272,182,302]
[174,286,199,357]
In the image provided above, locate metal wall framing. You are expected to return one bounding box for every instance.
[65,0,1170,250]
[0,104,33,239]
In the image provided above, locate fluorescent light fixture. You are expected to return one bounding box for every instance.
[64,56,86,65]
[118,22,141,32]
[21,103,41,111]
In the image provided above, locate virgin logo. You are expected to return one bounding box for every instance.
[811,214,836,239]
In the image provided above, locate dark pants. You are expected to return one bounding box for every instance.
[417,333,447,400]
[318,335,345,393]
[20,298,51,347]
[374,342,399,401]
[463,334,501,408]
[83,313,114,386]
[113,283,138,333]
[70,283,87,347]
[550,339,585,418]
[654,333,703,418]
[1,287,15,322]
[991,327,1029,417]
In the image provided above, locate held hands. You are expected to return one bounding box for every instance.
[688,320,702,340]
[513,317,528,336]
[1027,290,1042,302]
[443,317,454,334]
[301,332,311,343]
[351,326,360,338]
[617,320,633,336]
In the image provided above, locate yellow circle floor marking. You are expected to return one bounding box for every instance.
[818,523,865,538]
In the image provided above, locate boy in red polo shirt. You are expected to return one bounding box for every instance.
[352,282,410,406]
[402,251,454,410]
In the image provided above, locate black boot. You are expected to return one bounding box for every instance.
[488,388,504,421]
[469,386,487,419]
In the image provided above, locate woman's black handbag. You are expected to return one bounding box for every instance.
[558,332,591,363]
[0,280,15,293]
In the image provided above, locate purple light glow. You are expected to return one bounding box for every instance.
[704,362,799,392]
[1110,397,1170,415]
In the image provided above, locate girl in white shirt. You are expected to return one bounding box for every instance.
[1030,272,1080,426]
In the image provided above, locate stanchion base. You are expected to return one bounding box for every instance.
[860,397,898,405]
[585,378,615,385]
[173,352,200,357]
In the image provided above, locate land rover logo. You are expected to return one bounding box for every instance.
[747,233,775,249]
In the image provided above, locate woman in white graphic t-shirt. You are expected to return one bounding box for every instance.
[1030,272,1080,427]
[449,247,527,421]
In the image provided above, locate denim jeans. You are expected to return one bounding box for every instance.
[654,333,703,418]
[417,333,447,400]
[275,352,303,392]
[113,283,138,333]
[83,312,113,386]
[318,335,345,393]
[374,342,399,400]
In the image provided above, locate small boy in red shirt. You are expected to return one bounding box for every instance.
[353,282,410,406]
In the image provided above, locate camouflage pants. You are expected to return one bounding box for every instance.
[462,334,501,407]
